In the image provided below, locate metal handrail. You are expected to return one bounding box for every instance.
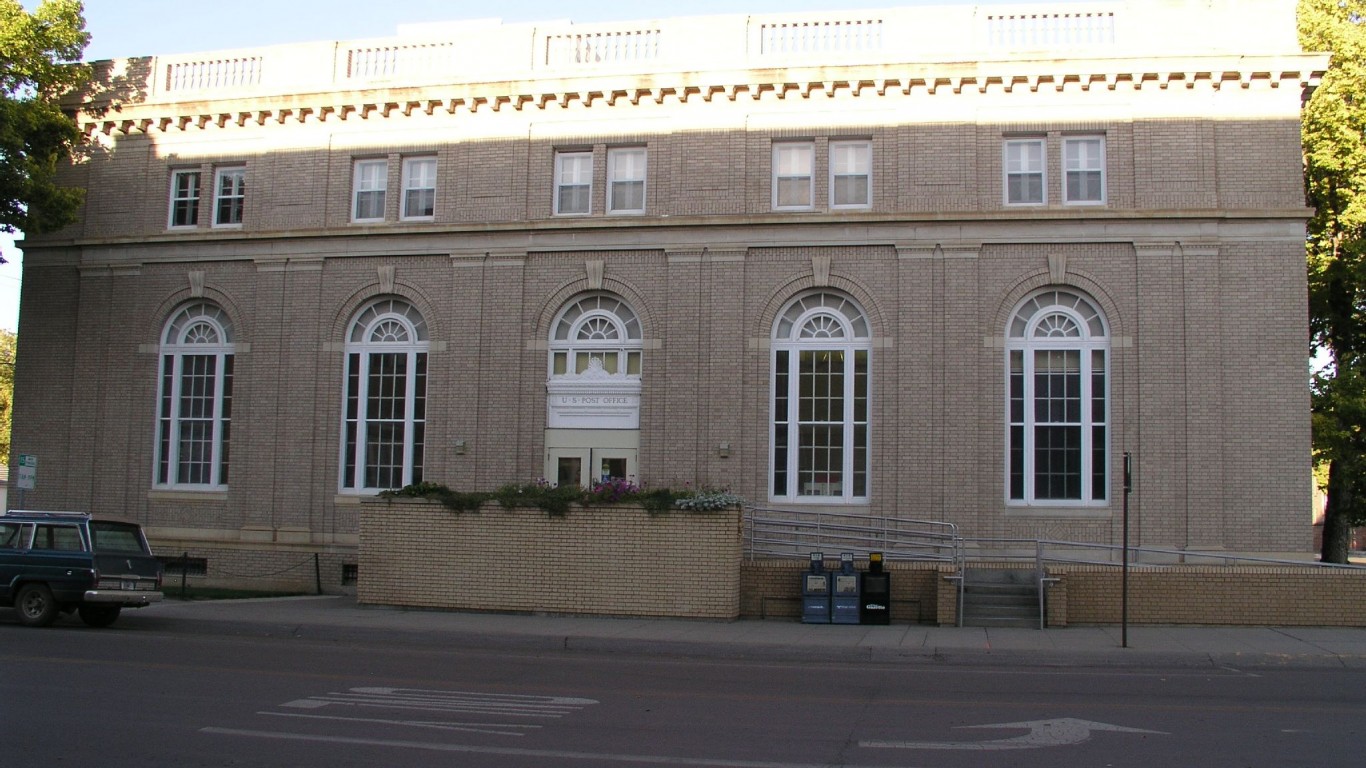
[965,537,1366,570]
[744,506,964,566]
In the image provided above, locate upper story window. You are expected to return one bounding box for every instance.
[555,151,593,216]
[1007,288,1109,506]
[1063,136,1106,205]
[771,292,871,504]
[829,140,871,209]
[352,159,387,222]
[156,302,235,490]
[607,147,647,215]
[213,166,245,227]
[168,169,201,228]
[340,298,429,492]
[401,156,437,220]
[1003,139,1045,206]
[773,142,815,210]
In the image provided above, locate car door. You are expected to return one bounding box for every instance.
[0,521,34,603]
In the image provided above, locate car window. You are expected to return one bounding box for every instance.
[33,524,86,552]
[90,522,150,555]
[0,522,22,548]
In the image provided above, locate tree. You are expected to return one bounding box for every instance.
[0,0,89,237]
[1301,0,1366,562]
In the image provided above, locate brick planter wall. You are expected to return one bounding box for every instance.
[1047,565,1366,627]
[358,499,742,619]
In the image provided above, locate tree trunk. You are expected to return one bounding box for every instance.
[1321,459,1353,564]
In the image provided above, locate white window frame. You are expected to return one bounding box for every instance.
[772,142,815,211]
[352,159,388,223]
[339,298,430,493]
[554,151,593,216]
[212,166,245,227]
[400,156,437,221]
[155,303,234,490]
[1006,289,1110,507]
[168,169,201,229]
[606,147,647,215]
[548,293,644,380]
[1063,136,1106,205]
[1003,139,1046,206]
[770,292,871,505]
[829,140,872,209]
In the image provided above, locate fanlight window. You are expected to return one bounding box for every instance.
[771,291,871,503]
[156,302,235,489]
[1007,288,1110,505]
[549,294,642,378]
[340,298,429,492]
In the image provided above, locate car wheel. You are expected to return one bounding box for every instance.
[77,605,122,628]
[15,584,59,627]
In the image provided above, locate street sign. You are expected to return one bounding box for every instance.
[16,454,36,490]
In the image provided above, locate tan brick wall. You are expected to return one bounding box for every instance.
[739,559,943,624]
[357,500,742,619]
[1048,566,1366,627]
[10,5,1318,597]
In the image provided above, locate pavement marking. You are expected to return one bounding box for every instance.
[860,718,1166,751]
[201,727,923,768]
[263,711,541,737]
[278,687,597,720]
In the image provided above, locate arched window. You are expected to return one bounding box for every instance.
[548,294,642,379]
[771,292,871,503]
[1007,288,1109,505]
[340,298,429,491]
[156,302,234,488]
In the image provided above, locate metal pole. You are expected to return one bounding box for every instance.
[1122,452,1132,648]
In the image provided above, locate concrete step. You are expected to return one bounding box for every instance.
[960,569,1042,628]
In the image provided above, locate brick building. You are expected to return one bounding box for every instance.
[12,1,1325,590]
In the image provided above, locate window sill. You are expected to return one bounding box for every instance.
[148,489,229,502]
[1004,504,1111,519]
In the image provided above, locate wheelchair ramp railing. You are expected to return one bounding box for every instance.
[743,506,963,566]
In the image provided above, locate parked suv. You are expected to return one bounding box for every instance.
[0,510,163,627]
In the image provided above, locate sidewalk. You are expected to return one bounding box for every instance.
[132,595,1366,670]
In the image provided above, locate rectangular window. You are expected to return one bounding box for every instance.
[830,141,871,209]
[773,142,814,210]
[555,151,592,215]
[607,147,646,214]
[1033,349,1082,500]
[213,167,245,226]
[157,351,232,488]
[168,170,201,228]
[772,344,869,503]
[401,156,436,220]
[342,349,427,491]
[353,159,387,222]
[1003,139,1045,205]
[1064,136,1105,204]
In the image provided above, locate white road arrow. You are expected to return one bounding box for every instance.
[861,718,1166,751]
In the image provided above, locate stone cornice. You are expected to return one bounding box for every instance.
[79,53,1325,138]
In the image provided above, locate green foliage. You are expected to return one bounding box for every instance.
[0,0,89,235]
[1301,0,1366,559]
[380,481,491,512]
[493,481,581,516]
[384,480,744,517]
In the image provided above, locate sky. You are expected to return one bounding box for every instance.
[0,0,1045,331]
